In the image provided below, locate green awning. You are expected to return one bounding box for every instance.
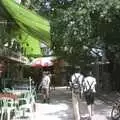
[1,0,50,46]
[18,30,42,57]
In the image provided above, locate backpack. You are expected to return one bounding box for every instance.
[84,81,94,96]
[72,75,81,94]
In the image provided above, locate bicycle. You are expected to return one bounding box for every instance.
[111,99,120,120]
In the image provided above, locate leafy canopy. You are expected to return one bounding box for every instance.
[48,0,120,66]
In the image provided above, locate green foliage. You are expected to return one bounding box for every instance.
[51,0,95,65]
[17,30,42,57]
[1,0,50,46]
[50,0,120,66]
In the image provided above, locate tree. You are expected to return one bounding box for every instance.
[49,0,120,90]
[21,0,120,90]
[50,0,99,66]
[47,0,120,67]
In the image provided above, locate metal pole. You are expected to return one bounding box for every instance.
[29,76,32,93]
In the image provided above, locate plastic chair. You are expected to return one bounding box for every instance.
[0,96,18,120]
[18,91,36,117]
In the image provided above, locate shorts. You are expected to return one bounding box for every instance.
[41,88,49,95]
[41,88,47,94]
[84,92,95,105]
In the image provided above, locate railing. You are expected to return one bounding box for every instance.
[0,47,29,64]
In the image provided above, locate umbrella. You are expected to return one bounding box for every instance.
[30,56,56,68]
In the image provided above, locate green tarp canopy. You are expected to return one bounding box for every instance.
[1,0,50,56]
[18,30,42,57]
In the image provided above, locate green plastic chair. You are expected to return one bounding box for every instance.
[18,90,36,117]
[0,96,18,120]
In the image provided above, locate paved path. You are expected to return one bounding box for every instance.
[34,87,74,120]
[13,87,115,120]
[72,94,112,120]
[35,87,113,120]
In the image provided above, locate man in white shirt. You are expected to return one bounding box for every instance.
[39,71,51,103]
[83,71,96,119]
[71,67,84,120]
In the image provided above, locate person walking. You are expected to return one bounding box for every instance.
[39,71,51,103]
[83,71,96,119]
[71,67,84,120]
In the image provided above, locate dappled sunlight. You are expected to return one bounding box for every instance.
[94,99,112,120]
[33,87,74,120]
[12,88,114,120]
[36,103,69,113]
[91,114,110,120]
[35,102,72,120]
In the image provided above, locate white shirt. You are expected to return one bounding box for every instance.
[83,76,96,93]
[41,75,50,89]
[71,73,84,85]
